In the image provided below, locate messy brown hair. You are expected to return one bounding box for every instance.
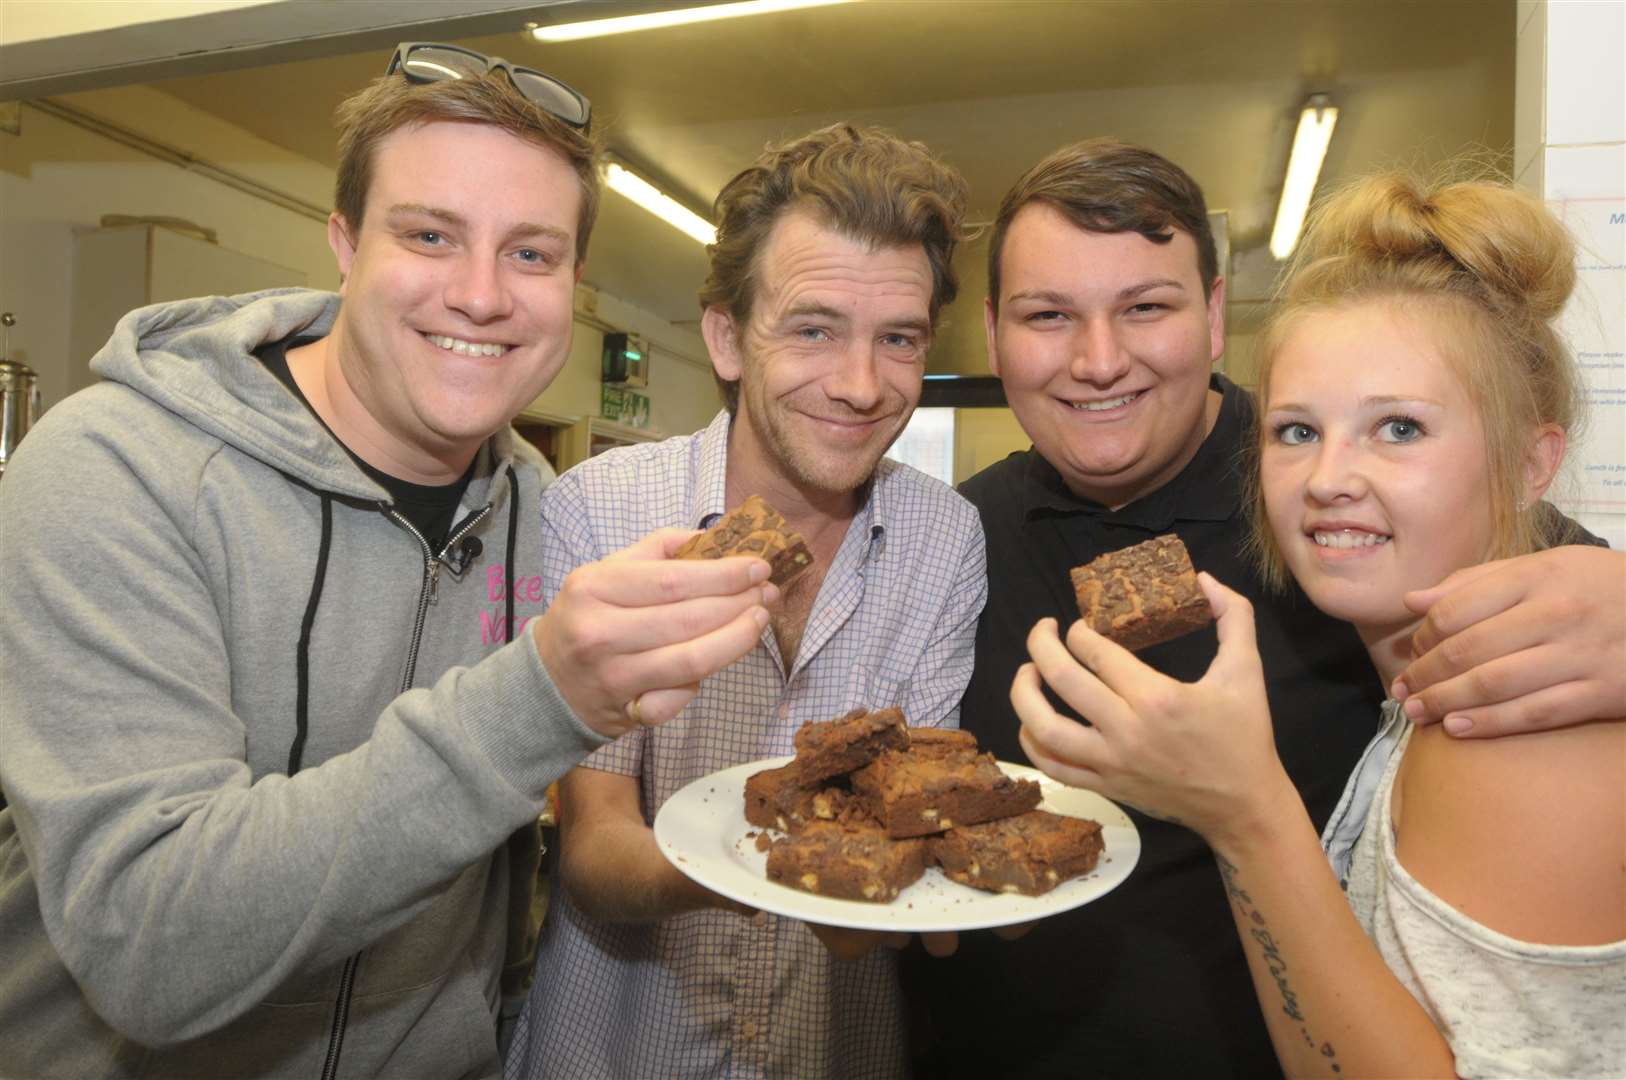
[988,138,1219,312]
[1247,170,1582,591]
[333,70,600,265]
[699,123,969,411]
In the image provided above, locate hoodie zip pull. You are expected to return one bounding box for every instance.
[434,506,493,604]
[382,501,494,682]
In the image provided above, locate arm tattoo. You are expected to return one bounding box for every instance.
[1214,852,1344,1074]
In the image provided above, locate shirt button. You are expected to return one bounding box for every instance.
[777,703,790,720]
[752,910,769,928]
[740,1020,758,1040]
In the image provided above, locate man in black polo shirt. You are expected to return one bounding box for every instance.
[904,139,1622,1078]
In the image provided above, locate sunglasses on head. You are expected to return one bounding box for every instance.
[386,42,591,132]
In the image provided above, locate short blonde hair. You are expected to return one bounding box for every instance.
[333,71,600,265]
[1248,170,1582,591]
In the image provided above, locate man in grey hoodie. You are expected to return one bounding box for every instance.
[0,45,774,1079]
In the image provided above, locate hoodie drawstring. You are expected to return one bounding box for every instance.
[276,468,516,1080]
[287,465,522,772]
[289,493,333,775]
[505,469,519,643]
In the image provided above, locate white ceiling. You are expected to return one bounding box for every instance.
[139,0,1516,374]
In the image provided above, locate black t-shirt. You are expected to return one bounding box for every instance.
[903,375,1382,1079]
[256,336,473,552]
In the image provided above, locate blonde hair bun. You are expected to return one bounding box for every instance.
[1295,172,1576,322]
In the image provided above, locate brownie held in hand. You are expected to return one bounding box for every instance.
[675,495,814,587]
[1070,534,1214,651]
[928,810,1104,896]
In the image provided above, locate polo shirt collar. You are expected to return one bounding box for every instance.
[1020,373,1248,530]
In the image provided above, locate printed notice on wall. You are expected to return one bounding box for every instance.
[1557,196,1625,509]
[1519,1,1626,547]
[1547,144,1625,545]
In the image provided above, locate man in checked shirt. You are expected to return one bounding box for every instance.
[503,124,986,1079]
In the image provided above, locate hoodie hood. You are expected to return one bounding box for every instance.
[94,288,491,505]
[90,288,379,497]
[89,286,541,570]
[93,286,546,507]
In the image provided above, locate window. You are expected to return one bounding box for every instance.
[885,407,956,486]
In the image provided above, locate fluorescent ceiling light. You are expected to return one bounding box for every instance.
[603,161,717,245]
[532,0,854,43]
[1270,95,1339,261]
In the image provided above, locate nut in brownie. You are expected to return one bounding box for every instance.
[791,706,909,782]
[851,747,1041,839]
[766,818,926,903]
[743,764,864,833]
[1070,534,1213,651]
[744,764,812,831]
[674,495,814,587]
[928,809,1104,896]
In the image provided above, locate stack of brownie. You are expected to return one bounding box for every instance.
[746,707,1106,904]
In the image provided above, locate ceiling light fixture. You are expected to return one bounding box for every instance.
[603,160,717,245]
[531,0,855,43]
[1270,94,1339,260]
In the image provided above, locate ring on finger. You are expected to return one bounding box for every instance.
[624,695,647,727]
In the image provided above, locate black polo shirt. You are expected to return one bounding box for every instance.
[903,374,1383,1079]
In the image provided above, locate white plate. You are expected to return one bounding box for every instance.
[653,756,1141,932]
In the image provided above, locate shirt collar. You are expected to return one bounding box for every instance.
[689,408,886,549]
[690,410,734,529]
[1020,373,1250,530]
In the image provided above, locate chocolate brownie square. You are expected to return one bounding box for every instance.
[766,818,926,903]
[1070,534,1214,651]
[792,707,909,782]
[744,764,811,831]
[744,765,864,833]
[851,749,1041,839]
[928,810,1105,896]
[674,495,814,587]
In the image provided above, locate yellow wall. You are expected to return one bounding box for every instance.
[1,87,337,410]
[953,407,1029,485]
[3,84,719,439]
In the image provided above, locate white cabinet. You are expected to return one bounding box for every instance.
[512,405,662,475]
[67,223,305,394]
[553,414,661,471]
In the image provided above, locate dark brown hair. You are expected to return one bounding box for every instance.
[988,138,1218,311]
[699,123,969,411]
[333,70,600,265]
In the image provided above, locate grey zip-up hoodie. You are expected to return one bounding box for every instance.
[0,289,607,1078]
